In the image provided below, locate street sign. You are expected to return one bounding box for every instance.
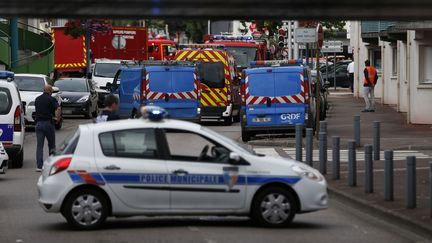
[294,28,317,43]
[322,40,344,53]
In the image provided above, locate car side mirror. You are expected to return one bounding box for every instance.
[229,152,241,164]
[52,87,59,93]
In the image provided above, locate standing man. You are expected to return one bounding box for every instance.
[347,59,355,93]
[362,60,378,112]
[96,94,120,123]
[35,85,61,172]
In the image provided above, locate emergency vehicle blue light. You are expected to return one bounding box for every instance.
[140,106,168,121]
[0,71,14,79]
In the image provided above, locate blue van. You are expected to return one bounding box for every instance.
[112,62,200,121]
[240,62,315,142]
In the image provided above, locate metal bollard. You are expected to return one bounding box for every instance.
[406,156,416,209]
[320,120,327,133]
[305,128,313,166]
[373,121,380,160]
[319,132,327,174]
[295,123,303,162]
[384,150,394,201]
[429,162,432,218]
[348,140,357,186]
[354,115,361,146]
[332,136,340,180]
[364,145,373,193]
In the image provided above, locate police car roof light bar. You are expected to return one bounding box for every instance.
[0,71,15,80]
[250,59,303,67]
[140,106,168,121]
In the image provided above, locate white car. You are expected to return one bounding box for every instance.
[14,74,63,130]
[0,72,25,168]
[0,142,10,174]
[92,59,122,89]
[37,107,328,230]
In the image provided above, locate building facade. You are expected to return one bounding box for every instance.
[350,21,432,124]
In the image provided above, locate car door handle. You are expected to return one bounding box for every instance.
[104,165,121,170]
[172,169,189,176]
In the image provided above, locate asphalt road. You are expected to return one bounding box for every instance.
[0,118,428,243]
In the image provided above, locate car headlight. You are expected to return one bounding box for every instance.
[291,163,323,182]
[76,96,89,103]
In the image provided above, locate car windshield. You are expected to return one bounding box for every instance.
[198,62,225,88]
[14,76,45,92]
[226,46,257,68]
[200,126,258,156]
[55,79,88,92]
[94,63,122,78]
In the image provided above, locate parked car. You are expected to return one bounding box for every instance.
[0,71,25,168]
[311,70,329,120]
[14,74,63,130]
[54,78,99,118]
[321,62,351,88]
[0,142,9,174]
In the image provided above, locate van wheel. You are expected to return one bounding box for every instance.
[223,116,233,126]
[241,129,250,142]
[251,187,297,227]
[63,188,108,230]
[11,149,24,168]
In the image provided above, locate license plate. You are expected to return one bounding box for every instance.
[62,109,73,114]
[253,117,271,122]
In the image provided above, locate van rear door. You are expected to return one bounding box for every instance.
[117,68,142,118]
[272,69,305,125]
[245,69,275,126]
[146,67,198,119]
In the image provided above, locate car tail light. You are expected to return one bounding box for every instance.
[49,157,72,176]
[14,106,21,132]
[241,82,246,106]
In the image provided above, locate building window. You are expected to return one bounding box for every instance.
[419,45,432,84]
[392,47,397,76]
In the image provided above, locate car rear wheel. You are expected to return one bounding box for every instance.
[241,129,250,142]
[11,149,24,168]
[251,187,297,227]
[63,189,108,230]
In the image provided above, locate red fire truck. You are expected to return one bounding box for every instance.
[205,35,268,70]
[147,38,177,60]
[52,26,148,78]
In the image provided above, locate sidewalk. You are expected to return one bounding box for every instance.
[326,91,432,150]
[325,91,432,237]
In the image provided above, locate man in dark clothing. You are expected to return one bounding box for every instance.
[362,60,379,112]
[96,94,120,123]
[35,85,60,171]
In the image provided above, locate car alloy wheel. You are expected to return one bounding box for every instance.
[71,194,103,227]
[260,193,291,225]
[64,189,108,229]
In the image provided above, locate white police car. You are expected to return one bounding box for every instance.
[37,106,327,230]
[0,71,25,168]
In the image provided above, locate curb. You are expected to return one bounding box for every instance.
[327,185,432,239]
[392,145,432,151]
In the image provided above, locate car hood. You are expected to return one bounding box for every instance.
[242,152,306,177]
[20,91,61,105]
[58,91,89,103]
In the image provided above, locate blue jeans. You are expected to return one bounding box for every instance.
[36,120,56,169]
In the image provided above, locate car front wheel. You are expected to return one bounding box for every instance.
[251,187,297,227]
[63,189,108,230]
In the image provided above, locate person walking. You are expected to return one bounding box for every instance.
[347,59,355,93]
[362,60,378,112]
[35,85,61,172]
[95,94,120,123]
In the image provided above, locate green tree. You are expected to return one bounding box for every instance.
[184,20,207,43]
